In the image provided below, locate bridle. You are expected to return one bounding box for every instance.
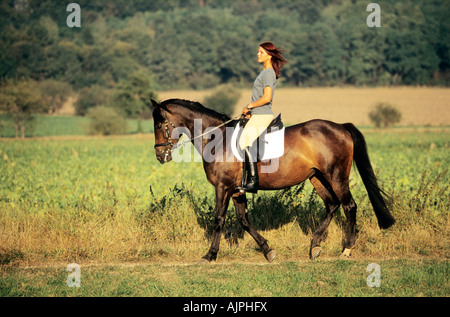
[154,109,177,162]
[154,108,242,161]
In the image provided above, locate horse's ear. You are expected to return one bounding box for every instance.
[150,99,159,109]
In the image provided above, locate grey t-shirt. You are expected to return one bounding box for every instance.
[251,68,276,115]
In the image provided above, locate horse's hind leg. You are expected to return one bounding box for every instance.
[339,189,357,259]
[232,192,275,262]
[310,170,358,259]
[309,173,340,260]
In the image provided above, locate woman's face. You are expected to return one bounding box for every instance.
[257,46,272,64]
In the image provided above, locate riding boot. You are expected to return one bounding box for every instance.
[241,146,259,194]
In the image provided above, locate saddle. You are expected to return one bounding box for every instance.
[239,113,284,133]
[231,114,285,162]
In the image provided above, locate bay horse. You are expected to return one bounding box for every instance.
[151,98,395,263]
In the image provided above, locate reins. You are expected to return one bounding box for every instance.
[154,109,242,153]
[172,115,241,150]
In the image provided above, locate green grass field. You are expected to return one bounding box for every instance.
[0,127,448,297]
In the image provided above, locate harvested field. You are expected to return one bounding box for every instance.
[158,87,450,126]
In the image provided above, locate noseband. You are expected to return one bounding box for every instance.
[154,109,176,160]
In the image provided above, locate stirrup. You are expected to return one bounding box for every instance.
[236,185,258,194]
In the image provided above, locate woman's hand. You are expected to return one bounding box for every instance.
[242,104,251,119]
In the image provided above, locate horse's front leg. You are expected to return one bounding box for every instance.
[198,184,232,264]
[232,192,276,262]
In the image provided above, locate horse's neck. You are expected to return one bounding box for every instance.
[182,113,226,155]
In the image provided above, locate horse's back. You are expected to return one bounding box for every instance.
[286,119,353,147]
[283,119,354,171]
[288,119,348,136]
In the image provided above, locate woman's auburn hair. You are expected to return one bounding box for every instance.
[260,41,287,79]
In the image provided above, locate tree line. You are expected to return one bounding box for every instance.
[0,0,449,136]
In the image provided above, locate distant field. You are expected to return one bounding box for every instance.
[158,87,450,126]
[0,115,154,138]
[2,87,446,138]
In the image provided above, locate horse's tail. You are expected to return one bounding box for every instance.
[343,123,395,229]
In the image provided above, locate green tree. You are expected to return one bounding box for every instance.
[75,85,111,116]
[112,71,157,118]
[0,79,46,138]
[145,20,194,89]
[383,2,440,85]
[1,0,449,89]
[290,31,319,86]
[39,79,73,114]
[176,13,220,89]
[216,34,256,84]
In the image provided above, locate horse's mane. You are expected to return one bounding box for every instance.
[161,99,231,122]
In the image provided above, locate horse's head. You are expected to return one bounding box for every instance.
[152,98,230,164]
[151,99,180,164]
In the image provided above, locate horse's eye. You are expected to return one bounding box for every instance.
[157,123,162,129]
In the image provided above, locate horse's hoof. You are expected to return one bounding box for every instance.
[196,258,211,265]
[339,248,352,260]
[264,250,276,263]
[310,246,321,260]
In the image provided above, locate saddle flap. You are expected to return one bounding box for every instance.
[231,117,285,162]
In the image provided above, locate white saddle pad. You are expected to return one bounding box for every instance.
[231,122,285,162]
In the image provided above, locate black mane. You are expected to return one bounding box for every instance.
[161,99,231,122]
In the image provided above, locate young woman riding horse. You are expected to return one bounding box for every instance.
[151,44,395,264]
[239,42,287,193]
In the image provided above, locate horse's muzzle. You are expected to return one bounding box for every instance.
[156,152,172,164]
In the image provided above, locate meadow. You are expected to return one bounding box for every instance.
[0,87,449,297]
[0,130,448,297]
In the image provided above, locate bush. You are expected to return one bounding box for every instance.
[203,84,241,116]
[369,102,402,128]
[86,106,127,135]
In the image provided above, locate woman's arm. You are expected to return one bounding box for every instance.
[242,86,273,115]
[248,86,273,109]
